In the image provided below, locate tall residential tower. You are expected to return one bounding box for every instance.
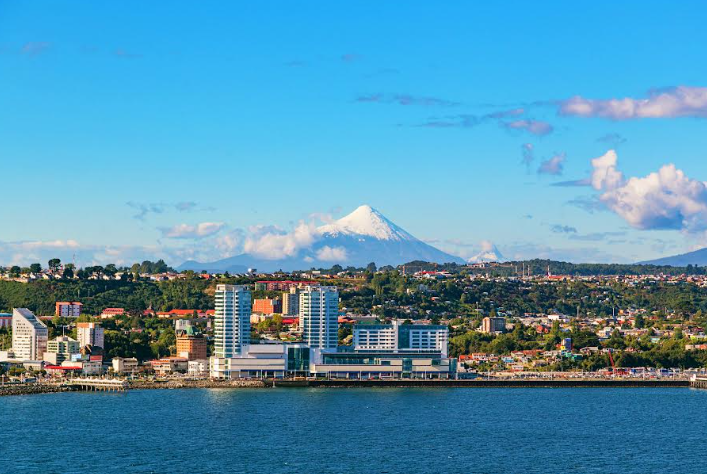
[213,284,251,358]
[299,286,339,350]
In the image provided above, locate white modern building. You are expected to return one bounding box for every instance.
[353,320,449,357]
[214,284,251,358]
[112,357,139,374]
[12,308,48,360]
[188,359,208,377]
[299,286,339,350]
[77,322,104,348]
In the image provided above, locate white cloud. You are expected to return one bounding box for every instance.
[315,246,348,262]
[538,152,566,175]
[502,119,553,136]
[560,86,707,120]
[243,221,319,260]
[588,150,707,231]
[161,222,224,239]
[0,240,170,268]
[589,150,624,190]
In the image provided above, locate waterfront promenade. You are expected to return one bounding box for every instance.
[2,375,701,396]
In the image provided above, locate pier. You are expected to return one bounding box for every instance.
[690,376,707,389]
[64,378,128,392]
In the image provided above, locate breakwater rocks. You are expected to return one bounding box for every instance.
[274,379,691,388]
[0,384,69,396]
[0,379,267,397]
[129,379,267,390]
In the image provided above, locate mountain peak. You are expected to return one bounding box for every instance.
[468,241,505,263]
[319,205,414,241]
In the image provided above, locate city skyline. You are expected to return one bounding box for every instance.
[4,1,707,267]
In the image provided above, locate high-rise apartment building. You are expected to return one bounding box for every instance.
[77,322,105,349]
[214,284,251,358]
[299,286,339,350]
[12,308,48,360]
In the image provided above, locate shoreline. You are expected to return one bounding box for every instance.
[0,378,696,396]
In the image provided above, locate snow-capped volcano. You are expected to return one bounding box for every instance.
[467,241,504,263]
[178,204,464,272]
[318,205,415,241]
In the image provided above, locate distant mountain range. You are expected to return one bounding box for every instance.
[178,205,465,273]
[639,247,707,267]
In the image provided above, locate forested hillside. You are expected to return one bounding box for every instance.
[0,279,217,315]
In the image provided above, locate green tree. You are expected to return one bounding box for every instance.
[62,266,74,279]
[48,258,62,273]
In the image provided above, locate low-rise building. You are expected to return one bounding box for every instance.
[188,359,208,377]
[0,313,12,328]
[55,301,82,318]
[112,357,139,374]
[44,336,80,365]
[150,357,188,375]
[101,308,126,319]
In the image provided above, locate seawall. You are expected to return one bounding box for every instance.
[274,379,691,388]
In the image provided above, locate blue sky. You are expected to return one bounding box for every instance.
[2,1,707,267]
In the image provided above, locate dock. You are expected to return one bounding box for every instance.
[690,376,707,389]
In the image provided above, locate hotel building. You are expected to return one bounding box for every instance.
[353,320,449,357]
